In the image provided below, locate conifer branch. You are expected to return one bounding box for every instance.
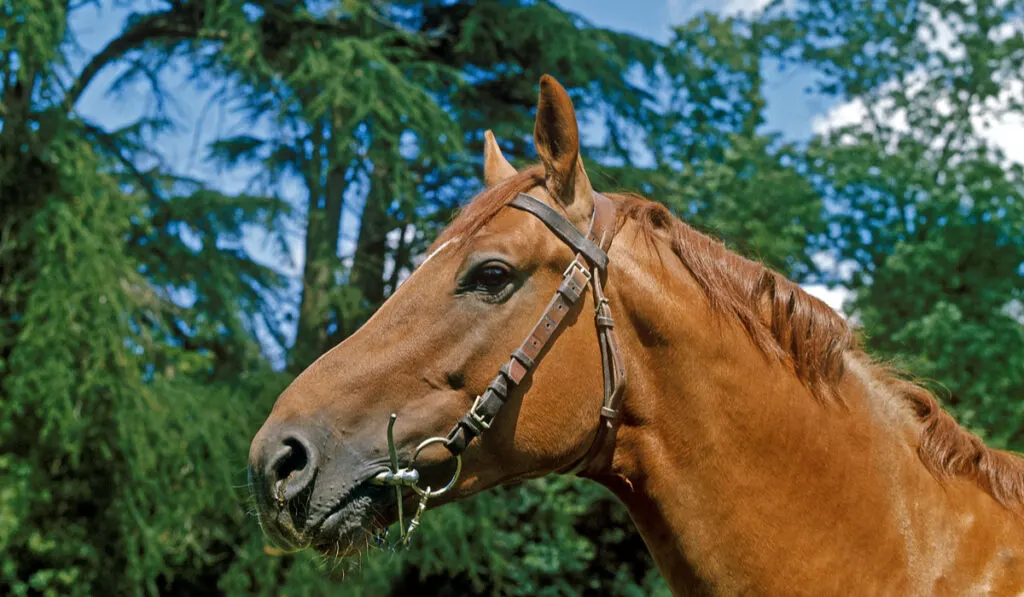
[65,5,206,110]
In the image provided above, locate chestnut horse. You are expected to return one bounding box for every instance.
[249,75,1024,595]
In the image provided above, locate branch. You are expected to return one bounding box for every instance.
[83,122,164,201]
[64,5,204,110]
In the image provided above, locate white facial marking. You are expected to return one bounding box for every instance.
[301,237,460,370]
[417,237,457,268]
[356,237,458,328]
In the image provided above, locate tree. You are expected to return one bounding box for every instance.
[765,0,1024,448]
[1,0,894,593]
[0,1,295,594]
[637,12,825,280]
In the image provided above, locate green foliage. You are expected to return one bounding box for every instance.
[0,130,285,594]
[611,13,826,279]
[1,0,1021,594]
[1,2,293,594]
[770,0,1024,448]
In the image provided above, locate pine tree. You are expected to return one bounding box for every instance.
[1,1,296,593]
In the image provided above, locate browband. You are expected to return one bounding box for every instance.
[507,195,610,270]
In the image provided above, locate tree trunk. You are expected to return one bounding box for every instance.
[351,165,391,307]
[289,117,344,372]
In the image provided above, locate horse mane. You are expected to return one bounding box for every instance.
[611,192,1024,513]
[435,165,1024,512]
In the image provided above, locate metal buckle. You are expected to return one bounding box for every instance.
[468,394,493,431]
[563,259,592,281]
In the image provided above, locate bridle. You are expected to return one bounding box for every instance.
[371,190,627,548]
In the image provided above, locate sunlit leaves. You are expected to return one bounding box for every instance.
[782,0,1024,448]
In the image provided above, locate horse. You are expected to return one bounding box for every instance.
[248,75,1024,595]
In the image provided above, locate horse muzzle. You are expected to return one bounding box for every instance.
[247,420,394,554]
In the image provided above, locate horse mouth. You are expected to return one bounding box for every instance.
[306,481,394,556]
[254,472,397,558]
[255,456,460,557]
[307,461,458,556]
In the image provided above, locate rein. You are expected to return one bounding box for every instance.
[371,191,627,548]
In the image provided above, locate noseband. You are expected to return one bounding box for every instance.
[372,191,627,548]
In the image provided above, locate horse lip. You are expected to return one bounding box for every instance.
[305,466,395,542]
[258,509,305,553]
[313,508,359,548]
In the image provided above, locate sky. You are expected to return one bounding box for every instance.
[68,0,865,322]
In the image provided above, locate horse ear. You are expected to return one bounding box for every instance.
[483,130,517,186]
[533,75,593,218]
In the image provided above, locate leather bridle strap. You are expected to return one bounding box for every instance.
[443,192,627,476]
[504,196,609,270]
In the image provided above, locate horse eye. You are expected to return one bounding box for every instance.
[470,263,512,293]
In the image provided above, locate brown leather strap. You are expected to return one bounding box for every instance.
[560,270,628,475]
[563,192,627,474]
[443,192,626,476]
[444,258,592,453]
[508,194,609,270]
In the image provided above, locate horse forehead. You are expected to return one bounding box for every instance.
[292,237,462,380]
[475,205,564,255]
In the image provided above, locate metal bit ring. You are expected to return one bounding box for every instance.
[409,436,462,498]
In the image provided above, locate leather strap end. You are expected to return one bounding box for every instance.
[445,426,470,455]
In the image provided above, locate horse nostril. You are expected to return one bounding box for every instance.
[266,433,318,503]
[276,438,308,476]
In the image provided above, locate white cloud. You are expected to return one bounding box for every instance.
[715,0,776,15]
[916,3,966,61]
[801,284,852,317]
[812,76,1024,165]
[811,97,884,136]
[974,79,1024,165]
[915,3,1021,60]
[667,0,780,22]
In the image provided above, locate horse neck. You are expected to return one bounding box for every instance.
[589,227,964,594]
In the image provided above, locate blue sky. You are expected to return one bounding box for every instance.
[69,0,852,326]
[71,0,833,176]
[555,0,835,141]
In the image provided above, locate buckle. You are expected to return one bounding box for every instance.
[563,259,592,281]
[468,395,493,430]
